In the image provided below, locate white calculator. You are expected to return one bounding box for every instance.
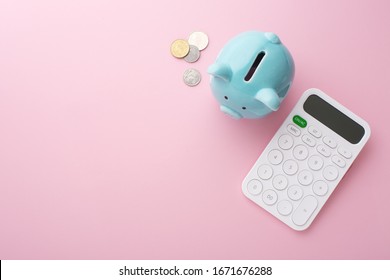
[242,88,371,231]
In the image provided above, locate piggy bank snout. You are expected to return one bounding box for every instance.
[220,105,242,119]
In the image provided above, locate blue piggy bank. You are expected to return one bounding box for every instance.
[208,31,295,119]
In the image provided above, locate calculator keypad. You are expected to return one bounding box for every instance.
[244,121,351,229]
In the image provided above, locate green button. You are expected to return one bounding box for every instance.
[293,115,307,128]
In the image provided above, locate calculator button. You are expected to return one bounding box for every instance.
[277,200,293,216]
[308,155,324,171]
[332,155,346,168]
[293,115,307,128]
[268,149,283,165]
[292,195,318,226]
[302,134,316,147]
[287,124,301,137]
[338,146,352,159]
[273,174,288,191]
[262,189,278,205]
[308,126,322,138]
[287,185,303,201]
[323,165,339,181]
[293,145,309,160]
[257,164,273,180]
[278,134,294,150]
[283,160,298,175]
[312,180,328,196]
[298,170,314,186]
[247,179,263,195]
[323,136,337,149]
[317,144,331,157]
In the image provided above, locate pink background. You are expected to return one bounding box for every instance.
[1,0,389,259]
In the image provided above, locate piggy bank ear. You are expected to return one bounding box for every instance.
[264,32,281,44]
[255,88,280,111]
[208,63,232,82]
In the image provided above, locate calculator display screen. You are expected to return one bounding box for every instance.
[303,94,365,144]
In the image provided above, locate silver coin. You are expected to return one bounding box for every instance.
[188,31,209,51]
[183,68,201,87]
[184,45,200,63]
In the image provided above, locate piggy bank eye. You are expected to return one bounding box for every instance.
[224,96,229,100]
[242,107,247,110]
[244,51,265,82]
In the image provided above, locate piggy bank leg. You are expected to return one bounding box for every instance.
[208,63,232,82]
[255,88,280,111]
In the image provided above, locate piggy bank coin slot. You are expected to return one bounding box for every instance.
[244,51,265,82]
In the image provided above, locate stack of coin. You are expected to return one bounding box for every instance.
[170,31,209,87]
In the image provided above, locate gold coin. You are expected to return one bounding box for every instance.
[170,39,190,58]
